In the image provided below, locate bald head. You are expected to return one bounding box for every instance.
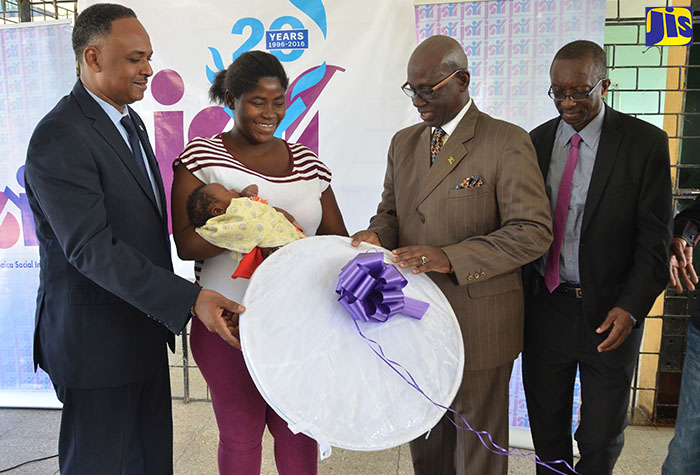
[405,35,470,127]
[409,35,468,75]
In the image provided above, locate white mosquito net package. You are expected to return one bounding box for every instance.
[239,236,464,458]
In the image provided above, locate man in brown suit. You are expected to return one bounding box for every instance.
[351,35,552,474]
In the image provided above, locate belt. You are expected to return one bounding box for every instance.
[534,274,583,299]
[554,282,583,299]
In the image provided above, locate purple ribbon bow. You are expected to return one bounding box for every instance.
[335,252,429,322]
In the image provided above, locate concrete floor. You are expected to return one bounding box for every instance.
[0,401,675,474]
[1,339,676,474]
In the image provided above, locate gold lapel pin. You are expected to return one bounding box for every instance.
[448,156,455,164]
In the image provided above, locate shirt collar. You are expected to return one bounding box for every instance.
[558,104,605,149]
[82,82,130,124]
[434,97,473,137]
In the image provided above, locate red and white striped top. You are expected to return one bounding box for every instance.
[176,134,332,186]
[175,134,332,300]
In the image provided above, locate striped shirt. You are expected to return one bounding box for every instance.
[175,134,331,301]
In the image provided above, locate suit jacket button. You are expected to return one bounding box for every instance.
[474,273,480,279]
[467,274,473,281]
[480,271,486,277]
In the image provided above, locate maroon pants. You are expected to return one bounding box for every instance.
[190,317,318,474]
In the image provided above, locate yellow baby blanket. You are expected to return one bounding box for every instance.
[195,198,303,262]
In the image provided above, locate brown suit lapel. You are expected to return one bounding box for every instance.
[415,103,478,208]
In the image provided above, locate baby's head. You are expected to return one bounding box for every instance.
[187,183,240,227]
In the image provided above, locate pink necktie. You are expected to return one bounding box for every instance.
[544,133,582,293]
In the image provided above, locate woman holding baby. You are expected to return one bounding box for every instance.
[171,51,348,474]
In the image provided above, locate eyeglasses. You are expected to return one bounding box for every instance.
[548,78,605,102]
[401,69,465,101]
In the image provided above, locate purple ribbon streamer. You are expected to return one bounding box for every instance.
[335,251,429,322]
[335,252,578,474]
[352,322,580,475]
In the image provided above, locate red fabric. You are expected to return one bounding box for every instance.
[231,247,264,279]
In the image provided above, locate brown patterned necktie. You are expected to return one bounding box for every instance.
[430,127,446,165]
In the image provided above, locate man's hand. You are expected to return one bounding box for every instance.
[391,245,452,274]
[596,306,635,352]
[669,236,698,293]
[222,310,239,342]
[350,230,381,247]
[193,289,245,349]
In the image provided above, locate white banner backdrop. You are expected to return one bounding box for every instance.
[0,21,74,408]
[0,0,606,458]
[72,0,606,454]
[80,0,417,281]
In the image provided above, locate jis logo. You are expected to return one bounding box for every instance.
[646,7,693,46]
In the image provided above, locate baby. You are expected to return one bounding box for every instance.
[187,183,304,279]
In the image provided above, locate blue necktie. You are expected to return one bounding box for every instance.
[120,115,151,184]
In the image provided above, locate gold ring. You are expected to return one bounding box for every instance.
[420,255,429,265]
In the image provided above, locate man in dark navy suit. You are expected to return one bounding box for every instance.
[24,4,243,473]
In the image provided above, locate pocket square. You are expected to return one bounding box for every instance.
[456,176,484,190]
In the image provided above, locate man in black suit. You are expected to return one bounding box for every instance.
[522,40,672,474]
[24,4,243,473]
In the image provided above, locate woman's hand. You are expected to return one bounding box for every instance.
[350,230,381,247]
[273,206,304,233]
[239,184,259,198]
[260,247,280,259]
